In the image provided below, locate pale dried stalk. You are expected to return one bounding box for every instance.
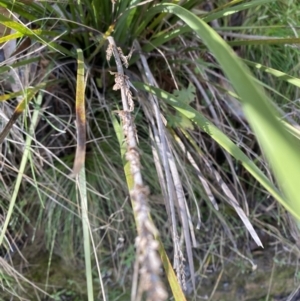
[133,39,195,290]
[106,36,167,301]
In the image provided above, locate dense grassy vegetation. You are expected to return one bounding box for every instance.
[0,0,300,300]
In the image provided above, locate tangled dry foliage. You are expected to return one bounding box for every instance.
[106,36,167,301]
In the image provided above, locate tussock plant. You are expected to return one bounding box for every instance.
[0,1,300,301]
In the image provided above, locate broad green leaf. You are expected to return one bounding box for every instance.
[168,83,196,129]
[173,82,196,105]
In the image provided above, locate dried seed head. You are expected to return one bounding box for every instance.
[106,43,113,61]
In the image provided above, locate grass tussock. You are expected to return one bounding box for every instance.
[0,1,300,300]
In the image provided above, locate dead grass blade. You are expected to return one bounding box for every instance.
[181,128,262,247]
[133,39,195,292]
[172,129,218,211]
